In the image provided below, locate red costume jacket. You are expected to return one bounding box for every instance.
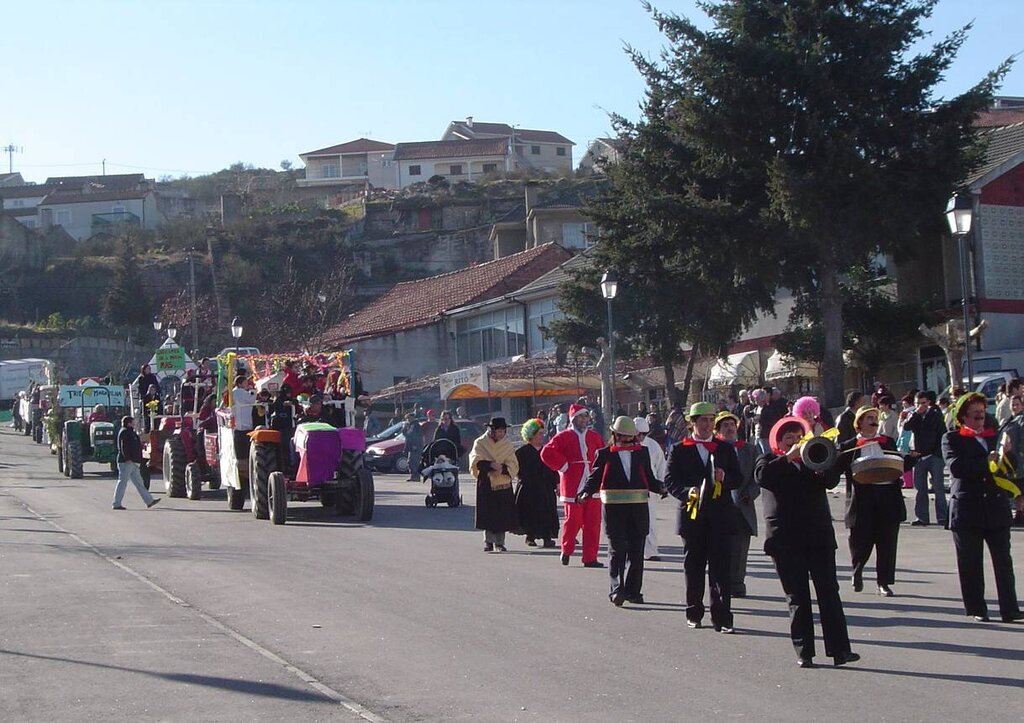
[541,427,605,504]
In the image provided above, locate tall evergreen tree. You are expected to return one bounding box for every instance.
[646,0,1008,404]
[102,233,150,328]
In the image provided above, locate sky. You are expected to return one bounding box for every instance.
[3,0,1022,184]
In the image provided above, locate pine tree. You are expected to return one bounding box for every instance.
[102,233,150,328]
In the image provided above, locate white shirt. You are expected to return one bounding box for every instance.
[232,388,257,431]
[640,436,667,482]
[617,450,633,482]
[691,435,715,466]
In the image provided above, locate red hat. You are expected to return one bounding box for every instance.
[568,403,590,421]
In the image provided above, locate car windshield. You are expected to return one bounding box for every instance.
[373,422,405,439]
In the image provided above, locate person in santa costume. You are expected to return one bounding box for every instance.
[541,403,606,567]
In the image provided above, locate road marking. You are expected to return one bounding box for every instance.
[11,496,386,723]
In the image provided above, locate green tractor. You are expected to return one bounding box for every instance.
[55,384,126,479]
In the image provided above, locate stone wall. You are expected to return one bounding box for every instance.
[0,334,152,382]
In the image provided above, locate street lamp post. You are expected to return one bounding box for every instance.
[946,192,975,390]
[166,323,177,342]
[600,269,619,423]
[153,317,163,341]
[230,317,243,357]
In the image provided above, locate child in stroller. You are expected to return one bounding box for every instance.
[419,439,462,507]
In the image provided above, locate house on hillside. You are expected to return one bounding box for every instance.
[297,138,397,190]
[490,181,599,258]
[0,184,57,229]
[324,243,572,392]
[392,138,513,188]
[442,117,574,174]
[37,175,163,241]
[577,138,623,175]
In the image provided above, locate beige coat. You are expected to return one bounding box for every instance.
[469,432,519,490]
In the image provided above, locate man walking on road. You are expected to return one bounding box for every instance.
[904,391,949,527]
[113,415,159,510]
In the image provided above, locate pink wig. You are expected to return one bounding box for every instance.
[792,396,821,420]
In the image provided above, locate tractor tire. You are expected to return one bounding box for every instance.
[68,439,83,479]
[185,462,202,501]
[163,436,187,498]
[354,468,374,522]
[268,471,287,525]
[227,483,247,511]
[140,462,151,491]
[248,442,276,520]
[207,473,221,491]
[320,491,336,508]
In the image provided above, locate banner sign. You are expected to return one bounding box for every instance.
[58,385,126,408]
[155,346,188,373]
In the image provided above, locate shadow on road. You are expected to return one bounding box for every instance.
[0,648,333,702]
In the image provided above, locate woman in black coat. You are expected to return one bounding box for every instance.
[514,419,559,547]
[755,417,859,669]
[839,408,909,597]
[432,410,463,457]
[941,393,1022,623]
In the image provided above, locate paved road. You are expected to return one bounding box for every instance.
[2,428,1022,722]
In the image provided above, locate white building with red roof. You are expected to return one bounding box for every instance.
[297,137,397,189]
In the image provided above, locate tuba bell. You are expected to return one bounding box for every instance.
[768,416,840,471]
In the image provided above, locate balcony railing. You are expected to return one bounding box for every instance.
[91,211,141,233]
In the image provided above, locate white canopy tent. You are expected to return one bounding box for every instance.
[706,351,762,387]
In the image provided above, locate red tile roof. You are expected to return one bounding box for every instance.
[326,243,572,344]
[0,184,57,199]
[393,138,510,161]
[448,121,574,145]
[302,138,396,157]
[40,189,149,205]
[975,109,1024,128]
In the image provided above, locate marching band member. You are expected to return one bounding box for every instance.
[665,402,741,633]
[942,392,1023,623]
[714,411,760,598]
[579,417,665,605]
[839,407,909,597]
[541,404,606,567]
[634,416,667,561]
[755,417,859,668]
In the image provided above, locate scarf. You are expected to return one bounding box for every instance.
[683,437,718,454]
[856,436,886,447]
[959,426,995,439]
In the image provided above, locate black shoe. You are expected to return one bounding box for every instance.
[560,554,570,566]
[542,539,556,548]
[112,505,126,510]
[626,594,645,604]
[833,651,860,667]
[732,587,747,598]
[146,499,160,509]
[484,543,494,552]
[878,584,894,597]
[610,593,626,607]
[525,539,537,547]
[686,619,702,629]
[938,519,949,529]
[971,614,991,622]
[495,545,507,553]
[583,560,605,568]
[1000,612,1023,623]
[910,520,929,527]
[852,576,863,593]
[797,657,814,669]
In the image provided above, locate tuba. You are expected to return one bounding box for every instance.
[769,416,840,471]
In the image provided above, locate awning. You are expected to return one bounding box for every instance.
[706,351,761,387]
[764,350,820,380]
[439,360,605,400]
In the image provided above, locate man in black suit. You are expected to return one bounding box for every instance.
[665,402,741,632]
[755,417,859,668]
[942,393,1022,623]
[580,416,665,606]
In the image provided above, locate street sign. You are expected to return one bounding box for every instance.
[155,346,188,373]
[58,385,126,408]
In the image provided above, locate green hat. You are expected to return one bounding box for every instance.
[686,401,716,421]
[610,415,637,436]
[952,392,986,427]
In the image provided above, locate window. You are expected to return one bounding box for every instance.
[531,145,541,155]
[341,154,368,177]
[111,204,126,214]
[561,222,593,249]
[450,164,463,176]
[455,308,525,365]
[321,164,339,179]
[528,298,563,354]
[408,164,422,176]
[482,163,498,174]
[556,147,566,157]
[21,217,37,228]
[54,209,71,226]
[12,199,24,207]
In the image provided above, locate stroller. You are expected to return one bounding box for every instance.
[419,438,462,508]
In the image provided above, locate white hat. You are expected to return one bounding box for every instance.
[632,416,650,434]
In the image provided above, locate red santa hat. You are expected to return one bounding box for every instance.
[568,403,590,421]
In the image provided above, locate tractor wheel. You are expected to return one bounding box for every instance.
[185,462,202,501]
[68,439,83,479]
[248,442,276,520]
[163,436,187,498]
[268,471,287,525]
[227,483,247,511]
[320,491,336,508]
[57,443,65,475]
[354,468,374,522]
[140,462,151,491]
[207,473,221,491]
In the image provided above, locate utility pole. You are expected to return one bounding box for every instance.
[102,158,106,176]
[3,144,22,173]
[188,248,199,353]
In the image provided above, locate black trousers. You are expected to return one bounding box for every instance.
[849,519,900,586]
[681,523,732,627]
[606,504,649,600]
[771,545,851,660]
[952,525,1020,620]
